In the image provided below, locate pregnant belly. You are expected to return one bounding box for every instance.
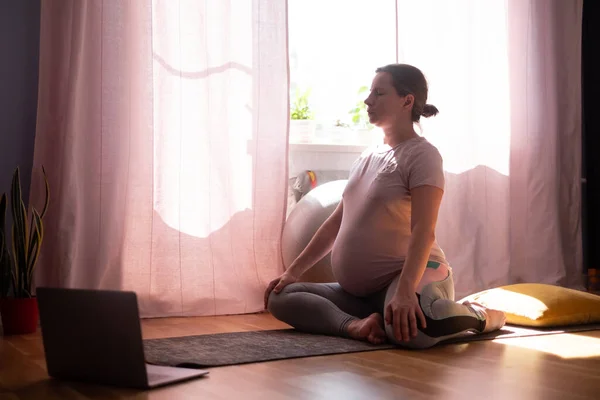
[331,248,404,297]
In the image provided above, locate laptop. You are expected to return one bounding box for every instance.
[37,287,209,389]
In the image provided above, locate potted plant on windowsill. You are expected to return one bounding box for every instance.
[0,167,49,335]
[290,87,316,143]
[348,86,377,145]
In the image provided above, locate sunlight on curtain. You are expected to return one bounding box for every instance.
[32,0,289,317]
[394,0,511,297]
[397,0,511,176]
[152,0,255,238]
[395,0,583,297]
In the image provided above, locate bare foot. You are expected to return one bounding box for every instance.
[347,313,387,344]
[463,301,507,333]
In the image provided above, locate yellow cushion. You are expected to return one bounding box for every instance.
[459,283,600,327]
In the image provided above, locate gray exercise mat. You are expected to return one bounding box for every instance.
[143,324,600,368]
[144,329,395,368]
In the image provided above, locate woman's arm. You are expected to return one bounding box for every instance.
[385,184,443,341]
[265,200,344,307]
[286,199,344,278]
[397,185,444,293]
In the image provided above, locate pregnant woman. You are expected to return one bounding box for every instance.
[265,63,506,348]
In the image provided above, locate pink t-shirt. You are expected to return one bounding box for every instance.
[331,136,448,296]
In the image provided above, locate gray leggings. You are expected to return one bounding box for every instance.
[267,271,486,349]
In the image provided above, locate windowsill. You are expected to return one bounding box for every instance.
[289,142,370,153]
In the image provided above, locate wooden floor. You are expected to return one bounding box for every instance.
[1,313,600,399]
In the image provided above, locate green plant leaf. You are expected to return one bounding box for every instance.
[11,168,30,297]
[28,166,50,251]
[10,177,21,295]
[40,166,50,219]
[26,209,43,292]
[11,224,21,295]
[0,194,10,297]
[19,200,28,294]
[1,192,16,296]
[290,87,314,120]
[26,208,40,276]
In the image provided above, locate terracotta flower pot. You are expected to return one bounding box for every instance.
[0,296,39,335]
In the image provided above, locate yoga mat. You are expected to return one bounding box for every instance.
[143,324,600,368]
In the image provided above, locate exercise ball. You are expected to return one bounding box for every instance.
[282,179,347,283]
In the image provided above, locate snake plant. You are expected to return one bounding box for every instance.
[0,194,10,298]
[0,167,49,298]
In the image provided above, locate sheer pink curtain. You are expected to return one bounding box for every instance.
[396,0,584,298]
[30,0,289,317]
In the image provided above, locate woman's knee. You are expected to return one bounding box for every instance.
[266,283,302,316]
[267,289,285,317]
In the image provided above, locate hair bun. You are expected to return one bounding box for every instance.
[422,104,439,118]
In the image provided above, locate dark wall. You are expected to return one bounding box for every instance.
[0,0,41,204]
[583,0,599,271]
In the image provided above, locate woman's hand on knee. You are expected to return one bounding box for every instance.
[264,271,299,309]
[385,292,427,342]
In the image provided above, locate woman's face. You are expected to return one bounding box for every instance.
[364,72,414,128]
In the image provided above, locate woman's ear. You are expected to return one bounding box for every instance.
[403,94,415,110]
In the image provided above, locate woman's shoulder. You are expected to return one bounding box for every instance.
[394,137,443,164]
[407,136,441,153]
[402,138,445,189]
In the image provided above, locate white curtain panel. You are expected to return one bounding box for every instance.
[31,0,289,317]
[396,0,584,298]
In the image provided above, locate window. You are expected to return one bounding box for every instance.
[288,0,396,145]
